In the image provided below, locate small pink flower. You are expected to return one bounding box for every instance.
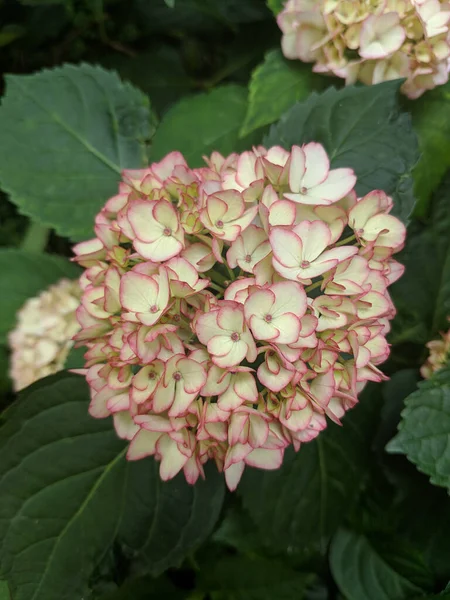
[270,220,357,283]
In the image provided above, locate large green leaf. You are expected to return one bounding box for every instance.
[0,581,10,600]
[0,372,225,599]
[0,373,127,600]
[97,576,184,600]
[150,85,258,167]
[118,460,225,576]
[0,64,154,241]
[238,384,381,554]
[389,172,450,345]
[265,80,419,224]
[99,46,193,116]
[330,529,424,600]
[410,82,450,218]
[199,556,315,600]
[240,50,322,137]
[0,249,80,343]
[387,367,450,491]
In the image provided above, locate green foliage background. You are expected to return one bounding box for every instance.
[0,1,449,599]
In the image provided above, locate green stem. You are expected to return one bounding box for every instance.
[334,234,356,247]
[305,279,323,293]
[208,282,224,294]
[207,269,228,286]
[224,263,236,281]
[20,222,50,253]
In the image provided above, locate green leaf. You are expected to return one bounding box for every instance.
[0,372,225,599]
[387,367,450,491]
[0,373,127,600]
[267,0,285,15]
[330,529,424,600]
[0,64,154,241]
[0,581,10,600]
[410,82,450,218]
[265,80,419,224]
[199,556,315,600]
[0,249,80,343]
[118,459,225,576]
[240,50,322,137]
[99,46,192,116]
[389,172,450,345]
[97,576,184,600]
[150,85,258,167]
[238,384,381,554]
[64,346,86,370]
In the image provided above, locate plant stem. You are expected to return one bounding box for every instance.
[305,279,323,293]
[208,282,224,294]
[207,269,228,286]
[20,222,49,253]
[334,234,356,247]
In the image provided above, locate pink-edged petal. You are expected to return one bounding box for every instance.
[271,313,301,344]
[120,271,158,313]
[269,228,303,267]
[302,142,330,188]
[158,436,189,480]
[295,220,331,262]
[224,460,246,491]
[127,429,160,460]
[307,168,356,203]
[245,447,283,470]
[289,145,306,192]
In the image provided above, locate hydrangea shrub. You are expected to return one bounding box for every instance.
[73,145,405,490]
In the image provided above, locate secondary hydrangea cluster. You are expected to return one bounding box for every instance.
[73,145,406,490]
[421,319,450,378]
[278,0,450,98]
[9,278,81,391]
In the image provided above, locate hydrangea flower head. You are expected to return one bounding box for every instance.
[73,146,405,490]
[9,278,81,391]
[421,319,450,378]
[277,0,450,98]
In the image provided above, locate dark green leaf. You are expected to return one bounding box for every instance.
[389,173,450,345]
[410,82,450,218]
[97,576,184,600]
[118,459,225,576]
[330,529,424,600]
[387,367,450,491]
[99,46,192,116]
[238,384,381,554]
[372,370,419,452]
[150,85,258,167]
[199,556,315,600]
[0,250,80,343]
[0,373,127,600]
[0,64,154,241]
[265,80,419,223]
[241,50,321,137]
[0,581,10,600]
[64,346,86,370]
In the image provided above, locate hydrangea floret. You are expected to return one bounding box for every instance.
[277,0,450,98]
[9,278,81,391]
[421,319,450,378]
[73,145,406,490]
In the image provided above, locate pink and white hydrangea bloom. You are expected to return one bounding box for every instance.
[73,145,405,491]
[277,0,450,98]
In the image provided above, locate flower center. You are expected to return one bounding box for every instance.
[301,186,308,194]
[244,254,252,263]
[173,371,182,381]
[163,227,172,236]
[264,314,273,322]
[216,220,224,229]
[231,332,240,342]
[150,305,159,313]
[149,372,156,380]
[301,260,310,268]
